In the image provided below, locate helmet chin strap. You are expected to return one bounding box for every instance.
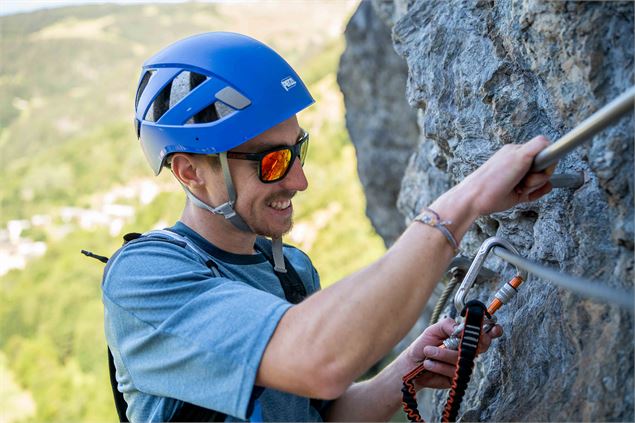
[179,152,287,273]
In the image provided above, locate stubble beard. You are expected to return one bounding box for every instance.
[260,226,293,239]
[245,199,295,239]
[252,215,294,239]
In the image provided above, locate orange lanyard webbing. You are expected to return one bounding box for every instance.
[401,301,488,423]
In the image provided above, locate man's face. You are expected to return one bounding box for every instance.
[209,116,309,238]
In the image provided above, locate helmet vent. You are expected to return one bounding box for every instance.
[145,70,211,123]
[135,70,154,110]
[186,101,236,124]
[144,79,173,123]
[147,71,234,124]
[189,101,219,124]
[169,71,207,107]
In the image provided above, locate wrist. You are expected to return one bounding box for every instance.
[414,208,460,254]
[427,185,480,243]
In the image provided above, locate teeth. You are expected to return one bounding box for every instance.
[269,200,291,210]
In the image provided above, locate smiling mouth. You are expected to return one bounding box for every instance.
[268,199,291,210]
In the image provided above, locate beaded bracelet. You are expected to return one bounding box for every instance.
[413,207,460,254]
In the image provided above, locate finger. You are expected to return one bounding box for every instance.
[423,346,459,364]
[416,374,453,389]
[545,163,556,177]
[516,175,553,200]
[422,358,457,378]
[515,136,552,175]
[477,333,493,354]
[477,325,503,354]
[488,324,503,338]
[520,135,551,157]
[409,318,458,359]
[475,331,493,354]
[527,182,552,201]
[423,317,458,341]
[521,172,552,190]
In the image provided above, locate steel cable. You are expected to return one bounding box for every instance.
[491,246,634,311]
[532,86,635,172]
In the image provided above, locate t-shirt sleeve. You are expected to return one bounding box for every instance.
[102,239,292,420]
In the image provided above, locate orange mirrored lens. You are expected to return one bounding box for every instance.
[261,149,292,181]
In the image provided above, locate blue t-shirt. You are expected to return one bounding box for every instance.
[102,221,326,422]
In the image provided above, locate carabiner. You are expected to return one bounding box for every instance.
[454,237,528,314]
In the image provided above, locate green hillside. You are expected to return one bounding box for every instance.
[0,2,388,422]
[0,1,357,222]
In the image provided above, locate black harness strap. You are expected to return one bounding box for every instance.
[254,237,307,304]
[441,300,488,423]
[253,238,329,417]
[108,348,130,423]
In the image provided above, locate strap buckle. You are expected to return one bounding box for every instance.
[212,201,237,219]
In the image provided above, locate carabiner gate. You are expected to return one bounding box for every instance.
[454,236,528,314]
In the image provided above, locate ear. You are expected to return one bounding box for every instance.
[170,153,206,189]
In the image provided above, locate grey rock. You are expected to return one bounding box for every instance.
[340,0,634,421]
[337,0,419,246]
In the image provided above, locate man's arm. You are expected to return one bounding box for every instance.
[256,137,553,399]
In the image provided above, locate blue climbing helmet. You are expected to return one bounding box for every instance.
[134,32,315,175]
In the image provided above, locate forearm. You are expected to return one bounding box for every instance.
[258,184,479,396]
[307,185,478,376]
[325,354,409,422]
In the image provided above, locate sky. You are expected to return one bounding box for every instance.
[0,0,237,16]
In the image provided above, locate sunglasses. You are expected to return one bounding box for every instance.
[226,130,309,183]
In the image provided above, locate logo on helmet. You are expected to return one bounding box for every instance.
[281,76,297,91]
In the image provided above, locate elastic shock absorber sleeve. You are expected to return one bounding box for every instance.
[401,361,427,422]
[442,300,488,423]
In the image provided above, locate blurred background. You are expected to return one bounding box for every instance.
[0,1,388,421]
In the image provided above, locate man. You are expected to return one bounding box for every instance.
[103,32,553,422]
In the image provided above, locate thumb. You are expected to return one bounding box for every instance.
[421,318,457,343]
[523,135,551,156]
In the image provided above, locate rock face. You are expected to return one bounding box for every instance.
[338,0,634,421]
[337,0,419,246]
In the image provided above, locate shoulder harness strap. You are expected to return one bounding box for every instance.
[141,229,222,277]
[253,239,328,415]
[254,237,307,304]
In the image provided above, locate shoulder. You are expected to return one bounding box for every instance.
[109,233,208,270]
[102,234,213,298]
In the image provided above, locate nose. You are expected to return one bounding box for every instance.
[281,159,308,192]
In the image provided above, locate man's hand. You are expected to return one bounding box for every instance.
[454,135,555,216]
[402,318,503,389]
